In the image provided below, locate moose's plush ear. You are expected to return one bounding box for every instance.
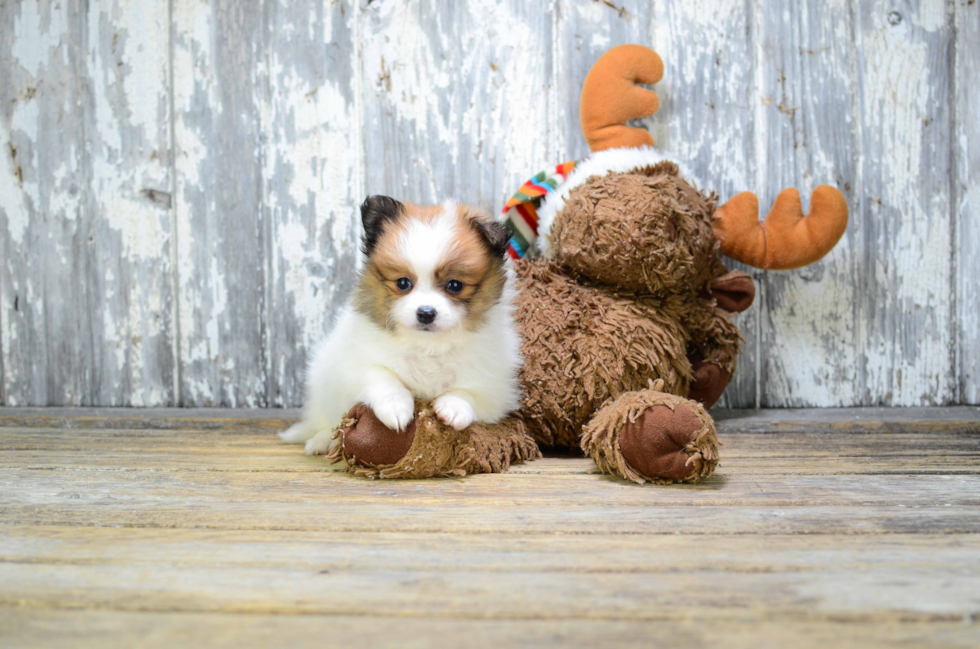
[468,211,511,259]
[360,195,403,255]
[705,270,755,313]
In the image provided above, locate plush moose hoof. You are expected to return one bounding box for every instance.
[618,402,717,481]
[688,360,730,409]
[338,403,415,467]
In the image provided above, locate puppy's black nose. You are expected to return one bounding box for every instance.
[416,306,437,325]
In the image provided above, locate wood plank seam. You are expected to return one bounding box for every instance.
[0,597,973,624]
[0,247,4,406]
[260,6,274,410]
[957,0,980,404]
[167,0,182,408]
[948,0,959,407]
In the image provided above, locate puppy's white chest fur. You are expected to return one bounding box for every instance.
[283,301,522,454]
[400,352,458,395]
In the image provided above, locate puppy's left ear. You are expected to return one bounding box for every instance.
[468,211,510,258]
[360,195,403,255]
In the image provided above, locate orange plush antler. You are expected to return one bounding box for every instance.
[580,45,663,152]
[713,186,849,270]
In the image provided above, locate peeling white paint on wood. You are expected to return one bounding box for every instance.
[172,0,268,407]
[956,1,979,405]
[360,0,556,210]
[755,0,859,407]
[0,0,975,407]
[263,0,362,406]
[854,0,955,405]
[0,0,174,407]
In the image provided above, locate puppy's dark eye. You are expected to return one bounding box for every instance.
[396,277,413,292]
[445,279,464,295]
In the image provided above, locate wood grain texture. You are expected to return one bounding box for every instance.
[172,0,268,407]
[1,0,974,407]
[854,0,955,405]
[755,0,859,407]
[360,0,556,209]
[0,408,979,646]
[262,0,361,405]
[3,556,978,619]
[956,0,979,405]
[2,611,978,649]
[0,1,175,407]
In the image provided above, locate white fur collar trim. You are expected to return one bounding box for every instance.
[536,147,702,256]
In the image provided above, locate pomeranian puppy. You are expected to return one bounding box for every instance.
[280,195,522,455]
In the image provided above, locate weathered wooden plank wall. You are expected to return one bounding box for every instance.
[0,0,976,408]
[172,0,267,407]
[957,0,979,405]
[0,1,175,406]
[755,0,858,408]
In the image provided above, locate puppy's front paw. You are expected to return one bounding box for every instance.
[279,421,312,443]
[433,393,476,431]
[304,430,335,456]
[371,391,415,432]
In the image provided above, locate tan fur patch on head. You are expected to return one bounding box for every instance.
[354,202,436,328]
[401,202,446,224]
[353,262,399,329]
[354,201,409,329]
[443,204,507,330]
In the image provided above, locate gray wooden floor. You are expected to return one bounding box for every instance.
[1,407,979,648]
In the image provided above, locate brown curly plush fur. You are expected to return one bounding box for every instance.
[513,166,742,456]
[581,380,720,484]
[327,401,540,479]
[550,162,722,294]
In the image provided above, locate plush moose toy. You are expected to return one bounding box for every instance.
[325,45,848,484]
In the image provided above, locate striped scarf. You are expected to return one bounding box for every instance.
[500,161,577,259]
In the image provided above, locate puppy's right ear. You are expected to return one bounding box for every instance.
[360,195,403,255]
